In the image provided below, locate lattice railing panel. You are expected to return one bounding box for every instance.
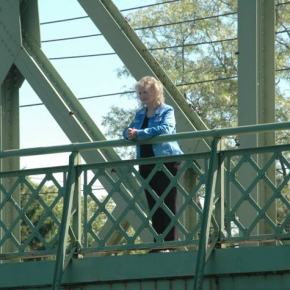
[224,145,290,242]
[0,168,68,258]
[2,143,290,258]
[82,153,210,253]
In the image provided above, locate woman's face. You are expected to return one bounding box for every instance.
[137,85,156,106]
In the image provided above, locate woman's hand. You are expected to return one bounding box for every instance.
[127,127,137,140]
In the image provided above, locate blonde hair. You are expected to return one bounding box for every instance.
[134,76,165,107]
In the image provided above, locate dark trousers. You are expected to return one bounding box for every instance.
[139,162,178,241]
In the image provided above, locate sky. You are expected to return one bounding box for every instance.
[19,0,156,169]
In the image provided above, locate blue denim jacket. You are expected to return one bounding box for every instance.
[123,104,183,158]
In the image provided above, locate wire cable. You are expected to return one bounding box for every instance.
[41,12,237,43]
[134,12,237,31]
[21,1,290,108]
[42,33,102,43]
[78,91,134,101]
[47,37,238,60]
[48,52,115,61]
[20,91,135,108]
[45,30,289,59]
[120,0,181,12]
[40,0,181,25]
[150,38,237,51]
[177,76,238,86]
[40,1,290,26]
[40,0,290,29]
[276,1,290,6]
[20,67,290,109]
[276,67,290,72]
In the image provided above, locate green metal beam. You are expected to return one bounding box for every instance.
[0,66,23,253]
[0,119,289,159]
[193,138,219,290]
[256,0,276,237]
[237,0,259,236]
[237,0,276,238]
[1,245,290,289]
[0,0,26,254]
[0,0,21,84]
[52,152,80,290]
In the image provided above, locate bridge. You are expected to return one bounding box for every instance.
[0,0,290,289]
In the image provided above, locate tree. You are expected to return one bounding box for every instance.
[21,177,63,253]
[20,176,119,255]
[101,106,136,158]
[102,0,290,142]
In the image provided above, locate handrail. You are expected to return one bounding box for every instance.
[0,121,289,159]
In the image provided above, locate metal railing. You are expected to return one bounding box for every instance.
[0,121,290,289]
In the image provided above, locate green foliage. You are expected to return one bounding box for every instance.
[103,0,290,134]
[110,0,239,131]
[101,106,136,158]
[20,177,119,254]
[21,177,63,252]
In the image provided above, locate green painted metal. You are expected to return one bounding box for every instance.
[193,138,219,290]
[0,0,27,255]
[237,0,276,238]
[1,245,290,289]
[257,0,276,237]
[237,0,259,238]
[0,122,289,286]
[52,152,80,290]
[0,166,67,259]
[0,120,289,159]
[182,169,199,240]
[0,0,21,84]
[0,67,23,253]
[223,143,290,243]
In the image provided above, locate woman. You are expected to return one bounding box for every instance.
[123,76,183,252]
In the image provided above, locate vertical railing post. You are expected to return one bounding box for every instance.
[52,151,80,290]
[193,137,219,290]
[182,169,198,239]
[72,153,82,251]
[215,140,225,245]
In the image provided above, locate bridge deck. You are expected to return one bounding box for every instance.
[1,244,290,290]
